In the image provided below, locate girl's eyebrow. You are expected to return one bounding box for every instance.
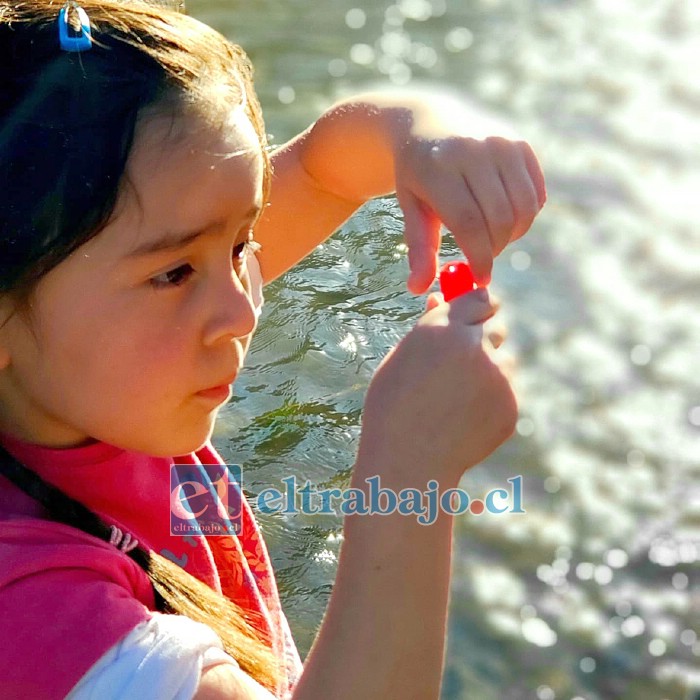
[123,205,261,259]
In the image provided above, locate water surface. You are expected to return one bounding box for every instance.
[189,1,700,697]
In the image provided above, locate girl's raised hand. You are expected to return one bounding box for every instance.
[356,288,517,486]
[393,120,546,293]
[257,91,546,288]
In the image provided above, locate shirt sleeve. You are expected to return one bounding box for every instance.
[65,612,239,700]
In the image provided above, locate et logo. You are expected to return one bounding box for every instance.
[169,464,243,536]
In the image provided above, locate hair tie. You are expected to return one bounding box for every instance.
[58,1,92,53]
[109,525,139,553]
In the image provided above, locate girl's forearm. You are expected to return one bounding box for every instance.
[255,94,417,283]
[254,139,362,283]
[291,458,458,700]
[294,96,403,203]
[294,90,510,205]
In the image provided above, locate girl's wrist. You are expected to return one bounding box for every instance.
[352,440,464,494]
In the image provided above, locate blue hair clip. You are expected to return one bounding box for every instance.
[58,2,92,53]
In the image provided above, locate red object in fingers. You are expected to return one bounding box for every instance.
[439,261,477,301]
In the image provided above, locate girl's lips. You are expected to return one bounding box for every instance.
[195,384,232,402]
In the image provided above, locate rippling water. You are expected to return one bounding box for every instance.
[190,0,700,697]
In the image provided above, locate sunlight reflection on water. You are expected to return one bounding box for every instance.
[196,0,700,697]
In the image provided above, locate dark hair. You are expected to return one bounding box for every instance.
[0,0,279,691]
[0,0,272,310]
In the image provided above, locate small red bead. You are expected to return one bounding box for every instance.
[439,261,476,301]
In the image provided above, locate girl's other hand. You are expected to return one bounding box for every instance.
[356,288,517,486]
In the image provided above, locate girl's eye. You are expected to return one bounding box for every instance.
[150,263,195,289]
[148,239,260,290]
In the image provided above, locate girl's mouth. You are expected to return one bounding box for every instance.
[195,382,233,402]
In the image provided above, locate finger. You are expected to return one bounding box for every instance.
[446,287,500,326]
[411,175,494,285]
[398,190,442,295]
[483,316,508,349]
[425,291,444,313]
[487,138,544,242]
[519,140,547,209]
[418,287,497,329]
[458,148,516,259]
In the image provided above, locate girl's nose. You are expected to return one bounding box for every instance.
[201,264,259,347]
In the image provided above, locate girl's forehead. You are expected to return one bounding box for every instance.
[94,109,264,259]
[130,107,262,196]
[131,107,261,170]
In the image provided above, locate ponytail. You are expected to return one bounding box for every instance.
[0,447,281,693]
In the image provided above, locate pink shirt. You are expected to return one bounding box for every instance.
[0,433,301,699]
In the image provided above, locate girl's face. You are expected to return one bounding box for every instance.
[0,107,264,456]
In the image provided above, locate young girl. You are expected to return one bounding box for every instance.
[0,1,545,698]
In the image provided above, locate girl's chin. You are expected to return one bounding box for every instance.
[181,419,218,454]
[159,431,215,458]
[124,422,216,459]
[88,406,221,457]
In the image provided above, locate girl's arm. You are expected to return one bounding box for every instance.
[196,288,516,699]
[197,495,455,700]
[254,91,546,291]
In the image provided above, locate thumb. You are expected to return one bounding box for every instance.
[425,291,444,313]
